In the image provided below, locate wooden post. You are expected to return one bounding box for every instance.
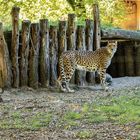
[107,55,117,77]
[67,14,76,84]
[58,21,67,57]
[124,42,135,76]
[75,25,86,86]
[85,19,95,84]
[134,42,140,75]
[0,23,8,94]
[67,14,76,50]
[28,23,40,88]
[58,21,67,77]
[116,43,125,77]
[93,4,101,50]
[39,19,50,87]
[19,20,31,87]
[0,23,11,88]
[11,6,20,88]
[49,26,58,87]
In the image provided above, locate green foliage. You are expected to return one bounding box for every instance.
[67,0,127,27]
[0,0,73,25]
[0,0,127,28]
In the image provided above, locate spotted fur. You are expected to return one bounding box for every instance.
[57,41,117,92]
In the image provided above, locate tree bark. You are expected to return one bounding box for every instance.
[11,6,20,88]
[58,21,67,57]
[39,19,50,87]
[0,23,8,90]
[116,43,125,77]
[134,42,140,76]
[67,14,76,50]
[58,21,67,77]
[75,25,86,86]
[85,19,95,84]
[49,26,58,87]
[93,4,101,50]
[101,29,140,41]
[67,14,76,84]
[28,23,40,88]
[19,20,31,87]
[124,42,135,76]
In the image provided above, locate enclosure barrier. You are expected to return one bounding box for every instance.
[0,5,140,89]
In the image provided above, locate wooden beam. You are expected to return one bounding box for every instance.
[101,29,140,41]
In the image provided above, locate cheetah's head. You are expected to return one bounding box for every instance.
[107,40,117,54]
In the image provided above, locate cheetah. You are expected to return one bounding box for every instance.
[57,41,117,92]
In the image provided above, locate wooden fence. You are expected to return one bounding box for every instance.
[0,5,140,89]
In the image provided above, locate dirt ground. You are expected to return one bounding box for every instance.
[0,76,140,140]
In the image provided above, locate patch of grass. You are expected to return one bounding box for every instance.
[91,95,140,124]
[76,130,96,139]
[29,112,52,130]
[0,111,52,130]
[86,112,108,123]
[59,111,82,129]
[64,111,82,120]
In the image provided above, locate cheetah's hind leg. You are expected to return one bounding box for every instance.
[57,77,67,92]
[65,84,75,93]
[57,77,75,93]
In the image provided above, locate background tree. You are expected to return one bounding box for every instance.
[0,0,127,29]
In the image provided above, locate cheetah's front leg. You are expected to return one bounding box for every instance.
[99,69,109,91]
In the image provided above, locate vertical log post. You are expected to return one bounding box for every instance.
[49,26,58,87]
[19,20,31,86]
[134,42,140,75]
[85,19,95,84]
[75,25,86,86]
[58,21,67,77]
[0,23,8,101]
[124,42,135,76]
[28,23,40,88]
[39,19,50,87]
[93,4,101,50]
[93,4,101,83]
[58,21,67,57]
[11,6,20,88]
[0,23,11,88]
[116,43,125,77]
[67,14,76,50]
[67,14,76,84]
[107,54,117,77]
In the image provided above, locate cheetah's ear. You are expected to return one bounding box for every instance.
[107,40,117,45]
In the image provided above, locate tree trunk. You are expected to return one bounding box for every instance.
[58,21,67,77]
[49,26,58,87]
[134,42,140,75]
[67,14,76,50]
[75,25,86,86]
[11,6,20,88]
[85,19,95,84]
[0,23,8,90]
[19,20,31,87]
[93,4,101,50]
[67,14,76,84]
[116,43,125,77]
[39,19,50,87]
[28,23,40,88]
[0,23,11,88]
[124,42,135,76]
